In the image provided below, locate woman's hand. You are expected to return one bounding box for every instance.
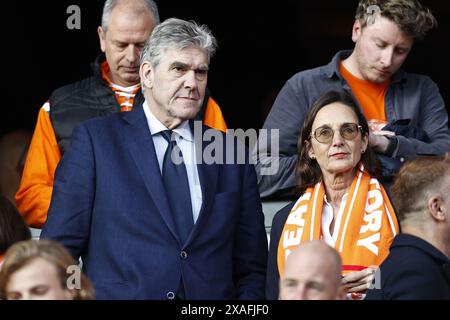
[341,266,377,293]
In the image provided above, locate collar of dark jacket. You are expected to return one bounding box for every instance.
[324,50,408,85]
[90,53,122,96]
[392,233,450,265]
[91,54,106,78]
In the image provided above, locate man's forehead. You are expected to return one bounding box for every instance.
[162,47,209,65]
[363,16,414,46]
[283,272,327,285]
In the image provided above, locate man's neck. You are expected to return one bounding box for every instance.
[144,99,183,130]
[323,170,354,206]
[402,222,449,258]
[341,53,364,80]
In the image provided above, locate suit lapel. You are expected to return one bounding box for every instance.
[121,105,179,241]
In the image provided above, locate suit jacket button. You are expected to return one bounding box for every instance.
[167,291,175,300]
[180,251,188,259]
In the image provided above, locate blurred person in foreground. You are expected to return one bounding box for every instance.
[366,154,450,299]
[279,240,346,300]
[0,240,94,300]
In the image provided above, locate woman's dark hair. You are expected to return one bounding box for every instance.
[296,90,381,195]
[0,195,31,255]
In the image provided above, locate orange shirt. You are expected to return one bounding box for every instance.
[101,61,141,112]
[16,63,227,228]
[340,62,390,129]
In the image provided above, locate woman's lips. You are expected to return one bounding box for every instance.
[330,152,349,159]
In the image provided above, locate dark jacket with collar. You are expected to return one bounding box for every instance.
[365,233,450,300]
[49,54,130,154]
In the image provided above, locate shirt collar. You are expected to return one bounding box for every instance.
[142,100,193,142]
[323,192,349,206]
[324,50,353,79]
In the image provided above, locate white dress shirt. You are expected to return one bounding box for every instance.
[321,193,349,247]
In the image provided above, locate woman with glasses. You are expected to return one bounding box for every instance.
[266,91,399,300]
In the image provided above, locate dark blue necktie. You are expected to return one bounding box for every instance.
[160,130,194,244]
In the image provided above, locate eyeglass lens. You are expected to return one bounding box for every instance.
[313,123,360,143]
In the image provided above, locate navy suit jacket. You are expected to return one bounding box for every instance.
[41,104,268,300]
[365,234,450,300]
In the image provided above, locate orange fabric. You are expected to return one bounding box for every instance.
[15,106,61,228]
[277,164,399,278]
[204,97,227,132]
[101,61,141,112]
[340,62,389,125]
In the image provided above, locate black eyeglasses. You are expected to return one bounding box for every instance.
[310,123,363,144]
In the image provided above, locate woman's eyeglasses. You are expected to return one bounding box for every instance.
[310,123,363,144]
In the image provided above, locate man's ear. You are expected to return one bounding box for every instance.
[98,26,106,53]
[140,61,153,89]
[352,20,362,43]
[428,196,446,222]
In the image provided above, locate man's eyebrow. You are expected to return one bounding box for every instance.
[170,61,189,69]
[169,61,209,71]
[373,36,410,49]
[197,65,209,72]
[282,277,297,284]
[373,36,386,43]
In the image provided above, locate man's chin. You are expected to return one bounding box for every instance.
[368,70,391,83]
[179,105,201,120]
[366,74,388,84]
[119,74,140,86]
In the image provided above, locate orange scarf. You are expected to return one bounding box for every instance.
[277,165,399,277]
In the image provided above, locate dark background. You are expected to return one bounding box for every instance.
[3,0,449,137]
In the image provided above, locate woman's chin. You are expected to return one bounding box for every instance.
[326,162,355,175]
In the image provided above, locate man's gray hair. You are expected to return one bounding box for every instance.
[140,18,217,69]
[101,0,160,31]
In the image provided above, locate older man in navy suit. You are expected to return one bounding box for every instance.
[41,18,267,300]
[366,154,450,300]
